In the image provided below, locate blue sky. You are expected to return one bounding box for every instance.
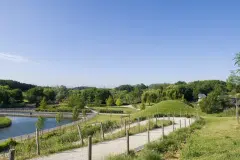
[0,0,239,87]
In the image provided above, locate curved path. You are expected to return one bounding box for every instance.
[32,117,195,160]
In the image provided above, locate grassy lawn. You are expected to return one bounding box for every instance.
[133,100,200,119]
[181,116,240,160]
[85,114,130,125]
[90,106,138,114]
[0,117,11,128]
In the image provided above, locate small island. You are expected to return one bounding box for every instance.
[0,117,12,128]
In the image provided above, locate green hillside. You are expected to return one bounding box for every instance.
[133,100,198,118]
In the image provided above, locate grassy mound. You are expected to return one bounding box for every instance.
[0,117,12,128]
[133,100,198,118]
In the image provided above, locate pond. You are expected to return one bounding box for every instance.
[0,116,73,140]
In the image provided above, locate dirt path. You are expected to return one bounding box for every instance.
[32,117,194,160]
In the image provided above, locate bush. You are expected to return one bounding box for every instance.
[98,109,124,114]
[0,138,17,152]
[0,117,12,128]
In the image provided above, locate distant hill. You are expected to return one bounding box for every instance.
[0,79,36,91]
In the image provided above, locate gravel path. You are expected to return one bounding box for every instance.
[32,117,194,160]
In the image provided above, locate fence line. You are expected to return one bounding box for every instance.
[0,113,97,143]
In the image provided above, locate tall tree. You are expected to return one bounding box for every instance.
[40,97,47,109]
[115,98,122,106]
[228,53,240,124]
[106,96,114,106]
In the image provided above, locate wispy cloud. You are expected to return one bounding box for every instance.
[0,53,30,63]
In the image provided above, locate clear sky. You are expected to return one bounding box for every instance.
[0,0,239,87]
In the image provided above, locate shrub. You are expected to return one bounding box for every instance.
[0,138,17,152]
[0,117,12,128]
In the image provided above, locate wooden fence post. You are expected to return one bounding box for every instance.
[172,117,175,131]
[148,117,150,143]
[155,116,157,126]
[88,136,92,160]
[128,114,131,129]
[162,122,164,140]
[36,128,40,155]
[77,125,84,145]
[121,117,123,131]
[189,118,191,126]
[124,119,127,135]
[100,122,104,140]
[184,119,186,128]
[9,149,15,160]
[126,130,129,155]
[180,120,182,129]
[172,120,175,131]
[138,118,140,133]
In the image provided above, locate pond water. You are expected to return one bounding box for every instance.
[0,116,73,140]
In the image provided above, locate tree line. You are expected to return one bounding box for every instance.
[0,78,230,111]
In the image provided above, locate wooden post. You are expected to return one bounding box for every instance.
[124,119,127,135]
[148,117,150,143]
[162,122,164,140]
[155,116,157,126]
[184,119,186,127]
[138,118,140,133]
[9,149,15,160]
[100,122,104,140]
[172,117,175,131]
[128,114,131,129]
[77,125,84,145]
[180,120,182,129]
[189,118,191,125]
[121,117,123,131]
[36,128,40,155]
[88,136,92,160]
[236,95,239,124]
[172,120,175,131]
[126,130,129,155]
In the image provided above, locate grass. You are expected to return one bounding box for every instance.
[133,100,200,119]
[180,116,240,160]
[85,115,130,125]
[90,106,138,114]
[10,114,171,160]
[0,117,11,128]
[14,120,120,160]
[107,118,205,160]
[105,120,172,141]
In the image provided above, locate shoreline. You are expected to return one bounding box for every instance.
[0,112,97,143]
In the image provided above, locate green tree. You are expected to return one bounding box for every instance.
[0,86,10,104]
[115,98,122,106]
[35,116,45,130]
[199,92,225,113]
[43,88,56,101]
[140,103,146,110]
[106,96,114,106]
[82,109,86,118]
[25,87,43,104]
[72,107,79,121]
[55,86,68,102]
[56,112,63,125]
[40,97,47,109]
